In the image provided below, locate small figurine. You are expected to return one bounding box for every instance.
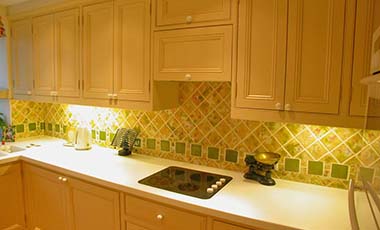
[3,126,15,142]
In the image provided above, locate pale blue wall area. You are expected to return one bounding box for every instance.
[0,99,10,125]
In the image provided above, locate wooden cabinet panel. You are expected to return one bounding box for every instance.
[11,19,33,97]
[69,178,120,230]
[236,0,287,110]
[285,0,346,114]
[23,164,71,230]
[55,8,80,98]
[350,0,380,117]
[124,194,206,230]
[33,14,55,97]
[154,26,232,81]
[83,2,114,100]
[213,221,255,230]
[156,0,233,27]
[0,163,25,229]
[114,0,150,102]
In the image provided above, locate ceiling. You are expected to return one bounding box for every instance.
[0,0,29,6]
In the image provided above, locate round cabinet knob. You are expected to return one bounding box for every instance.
[207,188,214,194]
[34,227,41,230]
[62,177,68,182]
[107,93,113,98]
[156,214,164,220]
[185,74,192,81]
[186,15,193,23]
[58,176,63,181]
[27,91,32,95]
[285,104,291,111]
[112,94,118,99]
[275,103,282,110]
[219,178,226,183]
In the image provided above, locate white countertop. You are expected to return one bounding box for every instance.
[0,137,355,230]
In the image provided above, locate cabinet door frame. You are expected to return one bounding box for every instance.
[235,0,288,110]
[82,1,114,100]
[114,0,151,102]
[285,0,346,114]
[55,8,81,98]
[32,14,56,97]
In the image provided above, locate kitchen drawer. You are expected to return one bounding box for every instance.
[155,0,235,29]
[123,194,206,230]
[154,26,233,82]
[213,220,257,230]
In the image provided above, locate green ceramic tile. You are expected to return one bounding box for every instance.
[16,124,24,133]
[91,130,96,139]
[99,131,106,141]
[110,133,115,142]
[147,139,156,150]
[308,161,324,175]
[285,158,300,172]
[48,123,53,131]
[40,122,45,130]
[331,164,349,179]
[175,142,185,154]
[191,144,202,156]
[161,140,170,152]
[358,167,375,182]
[28,123,36,131]
[207,147,219,160]
[63,126,67,133]
[55,124,60,132]
[134,138,141,147]
[225,149,238,163]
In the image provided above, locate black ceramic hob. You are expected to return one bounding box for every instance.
[138,166,232,199]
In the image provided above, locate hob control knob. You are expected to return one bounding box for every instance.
[216,181,222,186]
[211,184,218,189]
[207,188,214,193]
[220,178,226,183]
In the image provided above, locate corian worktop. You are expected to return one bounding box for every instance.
[0,136,353,230]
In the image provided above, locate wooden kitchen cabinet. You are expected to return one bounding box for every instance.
[154,0,236,29]
[23,164,121,230]
[154,26,233,81]
[0,163,25,230]
[114,0,151,102]
[236,0,345,114]
[212,221,256,230]
[11,19,33,99]
[82,1,114,101]
[122,194,207,230]
[32,8,80,101]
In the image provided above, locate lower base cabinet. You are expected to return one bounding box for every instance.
[122,194,207,230]
[23,164,120,230]
[0,163,25,230]
[213,221,255,230]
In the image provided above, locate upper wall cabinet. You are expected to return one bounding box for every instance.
[114,0,151,102]
[350,0,380,117]
[11,19,33,99]
[32,8,80,101]
[155,0,235,29]
[154,26,233,81]
[236,0,345,114]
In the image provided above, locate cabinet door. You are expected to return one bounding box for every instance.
[154,26,232,81]
[350,0,380,117]
[0,163,25,229]
[213,221,254,230]
[156,0,233,27]
[235,0,287,110]
[33,14,56,97]
[69,178,121,230]
[11,19,33,97]
[285,0,346,114]
[114,0,150,102]
[23,164,71,230]
[55,9,80,98]
[83,2,114,100]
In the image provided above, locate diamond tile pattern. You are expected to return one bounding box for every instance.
[10,82,380,190]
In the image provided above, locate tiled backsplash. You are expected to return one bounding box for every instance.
[9,82,380,190]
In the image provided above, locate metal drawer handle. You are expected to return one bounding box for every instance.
[348,179,359,230]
